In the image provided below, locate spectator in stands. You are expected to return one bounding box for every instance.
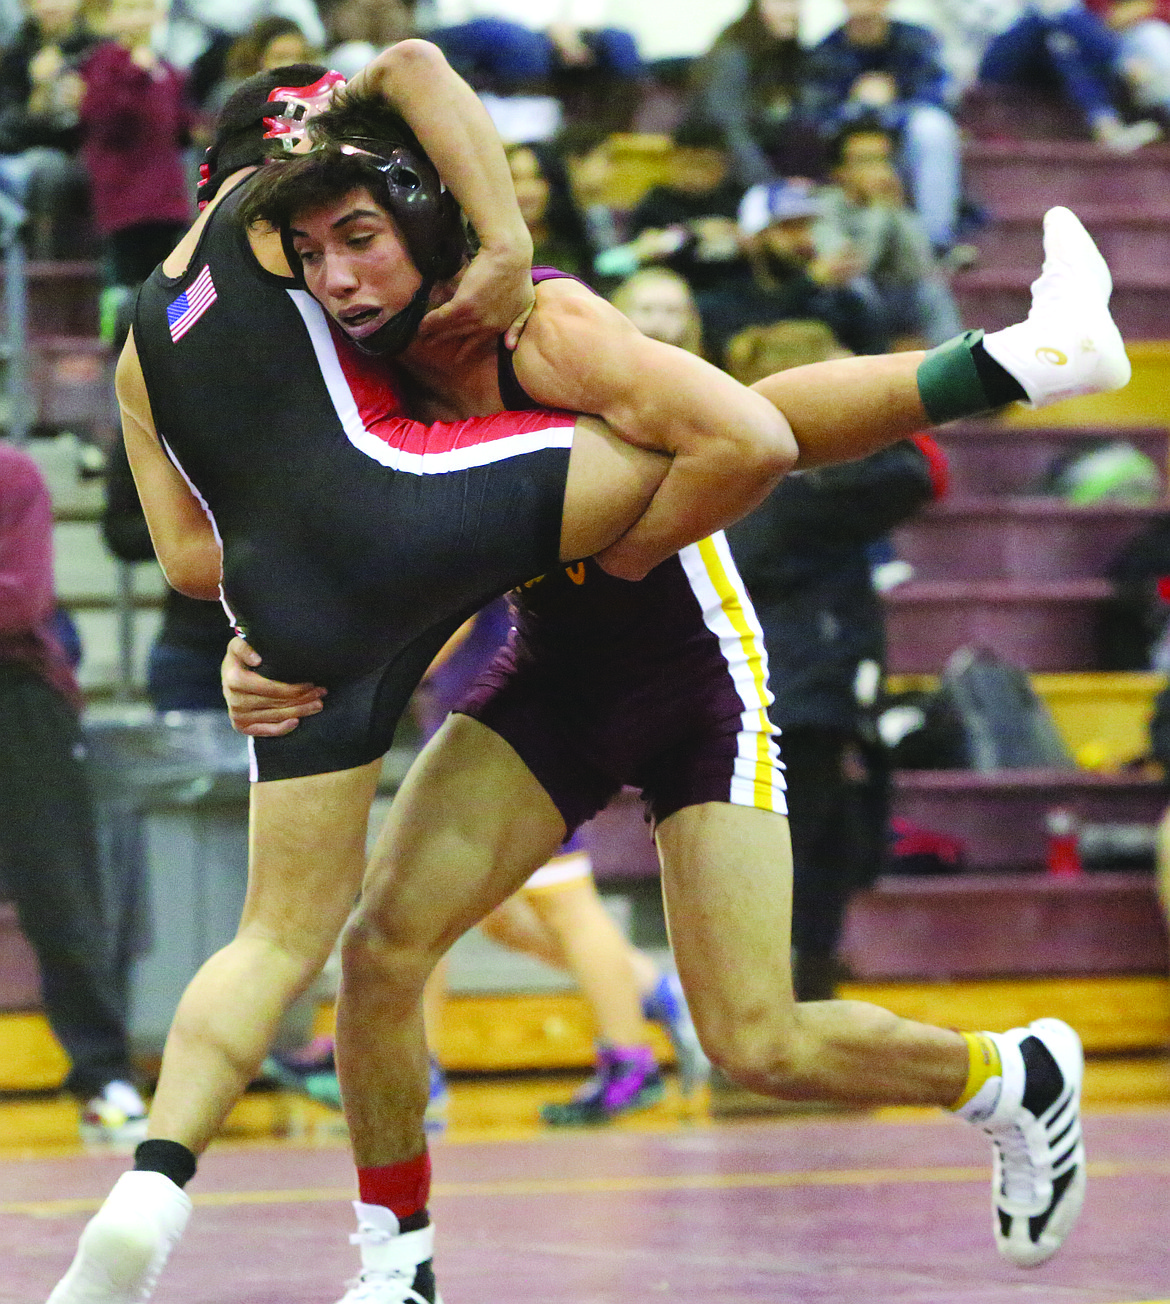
[0,439,147,1144]
[697,176,889,366]
[557,122,623,254]
[595,118,743,294]
[805,0,963,253]
[79,0,194,291]
[156,0,326,109]
[814,117,963,348]
[723,319,940,1001]
[506,138,596,279]
[423,0,642,102]
[691,0,826,188]
[320,0,415,80]
[203,15,317,115]
[609,265,706,357]
[1087,0,1170,124]
[0,0,99,256]
[932,0,1161,150]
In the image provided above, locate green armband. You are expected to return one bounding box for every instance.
[916,328,992,425]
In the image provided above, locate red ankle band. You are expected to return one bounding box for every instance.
[357,1151,432,1218]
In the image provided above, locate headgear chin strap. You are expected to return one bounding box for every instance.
[305,141,468,356]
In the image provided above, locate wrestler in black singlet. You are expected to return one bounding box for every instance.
[133,182,576,781]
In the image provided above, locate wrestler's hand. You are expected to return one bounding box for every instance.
[417,242,535,348]
[221,636,326,736]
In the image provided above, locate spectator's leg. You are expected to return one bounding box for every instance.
[587,27,643,78]
[913,276,965,348]
[899,104,961,251]
[429,18,553,89]
[0,671,134,1099]
[1117,19,1170,112]
[1044,8,1124,128]
[979,14,1048,89]
[783,727,855,1002]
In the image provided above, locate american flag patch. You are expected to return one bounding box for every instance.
[167,265,217,342]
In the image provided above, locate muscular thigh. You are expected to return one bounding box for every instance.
[656,801,797,1039]
[359,714,569,956]
[242,758,383,962]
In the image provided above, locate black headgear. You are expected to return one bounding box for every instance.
[298,140,467,356]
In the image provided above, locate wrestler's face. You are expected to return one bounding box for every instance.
[290,186,424,340]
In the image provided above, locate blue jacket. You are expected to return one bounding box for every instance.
[806,20,951,122]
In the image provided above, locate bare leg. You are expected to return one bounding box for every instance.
[1157,807,1170,966]
[479,892,566,968]
[656,801,967,1105]
[751,352,927,471]
[525,877,647,1046]
[337,715,567,1168]
[147,760,382,1153]
[421,953,450,1050]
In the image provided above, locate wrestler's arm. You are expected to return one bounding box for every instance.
[221,614,476,737]
[114,332,223,601]
[513,280,798,580]
[348,39,533,342]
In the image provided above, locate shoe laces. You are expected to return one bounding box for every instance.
[987,1119,1040,1204]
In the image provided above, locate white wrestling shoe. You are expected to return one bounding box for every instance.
[955,1018,1085,1268]
[335,1203,441,1304]
[983,206,1131,409]
[46,1171,192,1304]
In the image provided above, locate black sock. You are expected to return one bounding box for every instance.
[134,1139,198,1189]
[399,1210,430,1233]
[972,338,1028,407]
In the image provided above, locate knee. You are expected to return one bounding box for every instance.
[340,908,434,998]
[694,1000,806,1097]
[904,105,959,152]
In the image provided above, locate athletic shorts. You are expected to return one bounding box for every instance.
[458,533,787,834]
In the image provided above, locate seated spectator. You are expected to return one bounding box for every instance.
[157,0,326,108]
[805,0,962,253]
[1087,0,1170,123]
[203,15,317,114]
[698,176,889,365]
[0,0,100,256]
[690,0,826,187]
[596,118,744,293]
[814,118,963,348]
[320,0,415,79]
[506,138,596,279]
[557,121,623,253]
[79,0,194,291]
[934,0,1161,149]
[609,265,706,357]
[423,0,642,102]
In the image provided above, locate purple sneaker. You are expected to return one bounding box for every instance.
[541,1045,664,1126]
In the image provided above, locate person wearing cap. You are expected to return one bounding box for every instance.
[45,41,798,1304]
[698,174,889,367]
[48,37,1132,1304]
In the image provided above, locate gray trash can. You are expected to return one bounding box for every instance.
[84,712,250,1056]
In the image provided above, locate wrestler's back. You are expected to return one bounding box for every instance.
[133,182,572,685]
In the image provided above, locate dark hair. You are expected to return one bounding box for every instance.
[671,117,727,151]
[200,62,331,203]
[225,17,312,81]
[555,121,610,160]
[826,115,898,170]
[703,1,805,109]
[506,140,595,278]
